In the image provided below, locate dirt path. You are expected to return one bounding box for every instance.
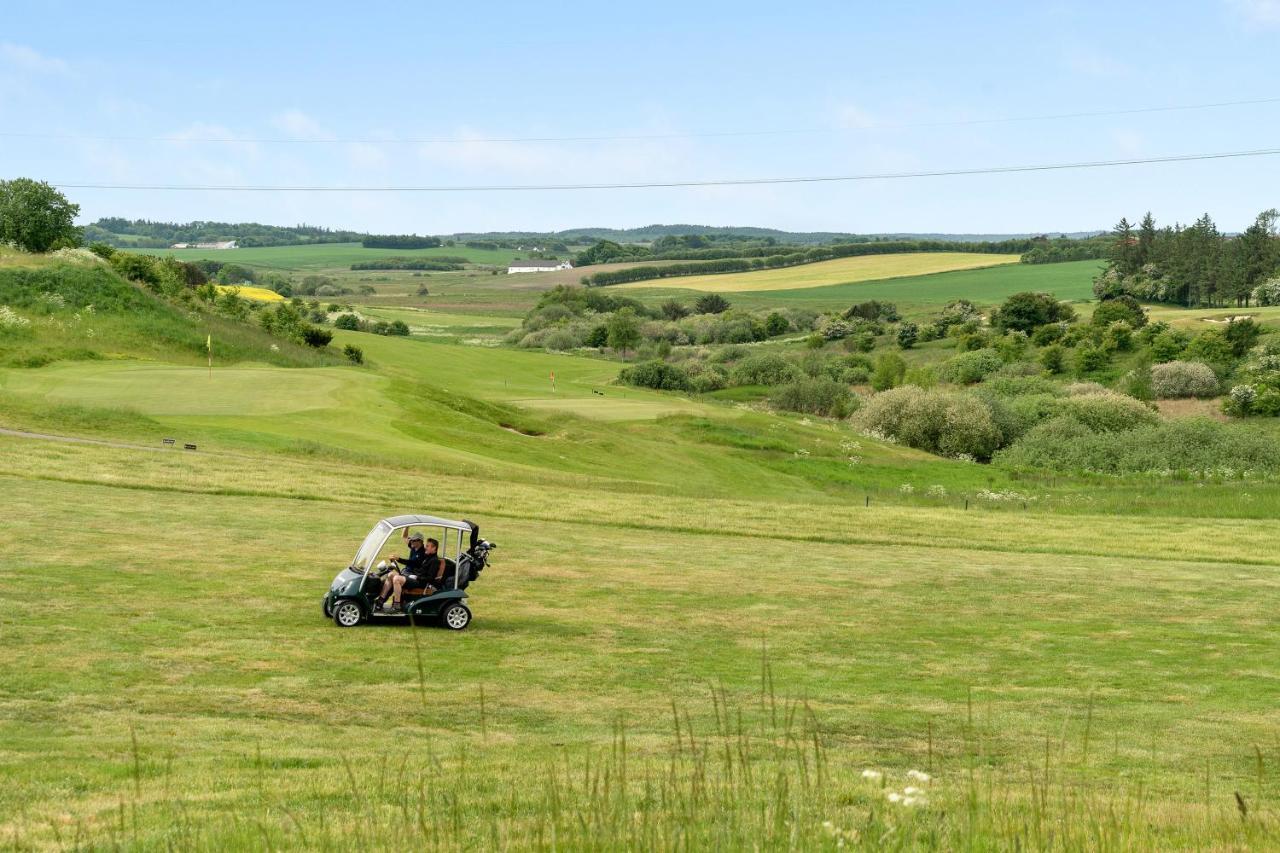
[0,427,172,452]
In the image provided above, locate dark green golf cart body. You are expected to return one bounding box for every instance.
[322,514,493,630]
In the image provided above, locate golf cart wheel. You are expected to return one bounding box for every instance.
[441,602,471,631]
[323,599,332,618]
[332,599,364,628]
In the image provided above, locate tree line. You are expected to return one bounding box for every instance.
[84,218,368,248]
[1095,209,1280,307]
[360,235,442,249]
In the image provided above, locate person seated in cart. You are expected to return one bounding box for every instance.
[376,530,442,612]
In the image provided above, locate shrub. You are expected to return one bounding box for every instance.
[585,325,608,348]
[896,322,919,349]
[764,312,790,336]
[1252,277,1280,307]
[1150,361,1219,399]
[1039,344,1066,374]
[1074,344,1110,374]
[770,377,855,417]
[342,344,363,364]
[1031,323,1065,346]
[1182,329,1233,365]
[299,326,333,348]
[1054,390,1158,433]
[729,352,799,386]
[1223,318,1263,357]
[871,352,906,391]
[855,386,1003,460]
[543,329,579,350]
[991,291,1075,332]
[619,359,691,391]
[941,349,1003,384]
[1091,296,1147,328]
[996,417,1280,475]
[694,293,730,315]
[334,313,361,331]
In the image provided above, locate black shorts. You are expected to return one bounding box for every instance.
[401,574,429,590]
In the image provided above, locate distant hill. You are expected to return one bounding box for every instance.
[87,216,1105,249]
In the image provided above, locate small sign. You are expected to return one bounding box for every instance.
[162,438,176,446]
[183,443,198,451]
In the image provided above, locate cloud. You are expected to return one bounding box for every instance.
[0,42,70,75]
[1227,0,1280,25]
[270,109,333,139]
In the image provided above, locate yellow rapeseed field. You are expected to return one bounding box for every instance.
[215,284,286,301]
[614,251,1021,292]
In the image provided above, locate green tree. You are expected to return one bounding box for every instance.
[0,178,81,252]
[991,291,1075,333]
[606,308,641,360]
[765,312,790,337]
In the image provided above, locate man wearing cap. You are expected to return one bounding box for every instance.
[375,530,441,612]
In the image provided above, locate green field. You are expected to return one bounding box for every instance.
[614,252,1022,293]
[129,241,523,272]
[4,250,1280,849]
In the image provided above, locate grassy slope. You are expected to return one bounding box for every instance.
[4,253,1280,847]
[613,252,1021,292]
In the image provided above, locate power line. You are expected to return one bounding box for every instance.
[8,96,1280,146]
[50,146,1280,193]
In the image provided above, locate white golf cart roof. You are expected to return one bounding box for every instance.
[350,514,474,572]
[382,514,473,532]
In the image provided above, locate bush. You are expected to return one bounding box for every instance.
[619,359,691,391]
[729,352,799,386]
[855,386,1003,460]
[870,352,906,391]
[1039,344,1066,374]
[1091,296,1147,328]
[941,349,1003,384]
[770,377,855,417]
[1031,323,1065,346]
[1054,390,1158,433]
[1074,344,1110,375]
[694,293,731,315]
[342,344,363,364]
[1148,329,1189,361]
[1182,329,1233,365]
[1150,361,1219,399]
[334,313,361,331]
[299,326,333,348]
[1252,277,1280,307]
[896,322,918,349]
[764,312,790,336]
[996,417,1280,475]
[991,291,1075,332]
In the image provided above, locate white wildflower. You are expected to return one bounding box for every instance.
[861,769,882,782]
[904,786,924,796]
[906,770,931,782]
[886,791,902,803]
[898,483,914,494]
[270,344,280,352]
[0,305,31,329]
[927,485,947,498]
[902,796,924,807]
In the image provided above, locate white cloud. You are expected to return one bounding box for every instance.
[0,42,70,75]
[270,109,333,139]
[1228,0,1280,25]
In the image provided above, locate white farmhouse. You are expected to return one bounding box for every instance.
[507,259,573,274]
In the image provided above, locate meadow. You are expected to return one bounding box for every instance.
[3,247,1280,849]
[612,252,1022,293]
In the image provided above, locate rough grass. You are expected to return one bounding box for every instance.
[613,252,1021,293]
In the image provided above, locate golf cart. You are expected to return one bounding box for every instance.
[323,514,496,630]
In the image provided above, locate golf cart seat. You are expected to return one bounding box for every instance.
[403,558,456,597]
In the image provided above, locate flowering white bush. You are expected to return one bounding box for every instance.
[0,305,31,330]
[1252,277,1280,307]
[926,485,947,498]
[50,247,105,265]
[38,290,66,308]
[1150,361,1218,399]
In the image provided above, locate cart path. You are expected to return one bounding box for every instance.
[0,427,172,452]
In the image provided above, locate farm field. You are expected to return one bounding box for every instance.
[127,241,523,272]
[613,252,1021,293]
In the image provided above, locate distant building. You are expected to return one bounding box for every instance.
[507,259,572,274]
[171,240,238,250]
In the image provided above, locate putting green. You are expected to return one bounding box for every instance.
[0,363,371,416]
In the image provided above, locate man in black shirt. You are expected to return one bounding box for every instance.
[375,531,442,612]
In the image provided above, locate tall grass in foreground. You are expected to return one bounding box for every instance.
[9,653,1277,851]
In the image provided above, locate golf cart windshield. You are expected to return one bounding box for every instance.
[351,520,394,571]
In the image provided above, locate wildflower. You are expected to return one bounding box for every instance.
[902,796,924,807]
[927,485,947,498]
[0,306,31,329]
[886,791,902,803]
[270,344,280,352]
[906,770,931,782]
[904,786,924,796]
[861,769,882,782]
[898,483,914,494]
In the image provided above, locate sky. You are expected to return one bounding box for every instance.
[2,0,1279,235]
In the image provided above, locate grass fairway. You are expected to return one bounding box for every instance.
[2,434,1280,849]
[613,252,1021,293]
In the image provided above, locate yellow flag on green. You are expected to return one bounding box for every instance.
[206,334,211,353]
